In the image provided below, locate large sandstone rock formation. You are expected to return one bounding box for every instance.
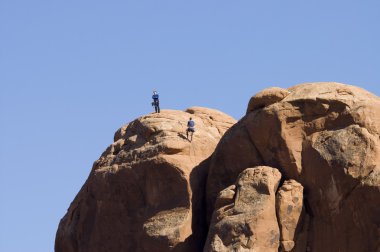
[55,107,236,252]
[206,82,380,252]
[56,82,380,252]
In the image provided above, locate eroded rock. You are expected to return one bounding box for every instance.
[204,166,281,252]
[246,87,290,113]
[56,82,380,252]
[207,82,380,251]
[55,107,236,252]
[276,180,304,252]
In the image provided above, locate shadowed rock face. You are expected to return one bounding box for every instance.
[206,82,380,252]
[55,107,236,252]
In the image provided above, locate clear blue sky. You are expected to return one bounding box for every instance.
[0,1,379,251]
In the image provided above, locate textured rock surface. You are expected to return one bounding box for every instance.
[246,87,290,113]
[204,167,282,252]
[55,107,236,252]
[276,180,304,252]
[206,82,380,251]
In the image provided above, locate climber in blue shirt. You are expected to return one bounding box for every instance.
[186,117,195,142]
[152,91,160,113]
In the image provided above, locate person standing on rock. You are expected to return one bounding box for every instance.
[152,90,160,113]
[186,117,195,142]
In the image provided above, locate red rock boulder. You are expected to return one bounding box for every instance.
[55,107,236,252]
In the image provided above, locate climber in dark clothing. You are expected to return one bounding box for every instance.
[186,117,195,142]
[152,91,160,113]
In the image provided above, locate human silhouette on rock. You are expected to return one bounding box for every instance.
[186,117,195,142]
[151,90,160,113]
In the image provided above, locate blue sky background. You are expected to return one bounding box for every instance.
[0,1,379,251]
